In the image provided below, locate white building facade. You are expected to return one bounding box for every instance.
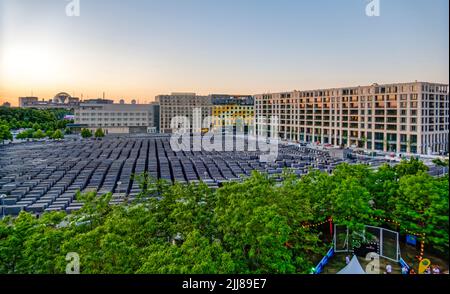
[254,82,448,155]
[74,101,159,134]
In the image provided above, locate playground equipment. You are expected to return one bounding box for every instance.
[314,224,412,274]
[334,224,401,262]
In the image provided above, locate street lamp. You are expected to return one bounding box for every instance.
[0,194,7,219]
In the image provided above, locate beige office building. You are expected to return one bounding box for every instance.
[74,100,159,134]
[156,93,212,133]
[254,82,449,155]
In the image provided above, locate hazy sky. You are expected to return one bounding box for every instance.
[0,0,448,105]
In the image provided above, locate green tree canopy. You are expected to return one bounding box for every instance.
[94,128,105,138]
[81,128,93,138]
[0,159,448,274]
[0,107,73,131]
[16,129,34,140]
[0,124,13,142]
[51,129,64,140]
[32,129,46,139]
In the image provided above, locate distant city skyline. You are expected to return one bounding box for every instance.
[1,0,449,106]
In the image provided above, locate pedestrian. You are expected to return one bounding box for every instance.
[386,264,392,274]
[424,267,431,274]
[401,266,409,275]
[432,266,441,274]
[371,256,376,272]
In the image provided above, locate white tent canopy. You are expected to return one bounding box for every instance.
[337,256,366,274]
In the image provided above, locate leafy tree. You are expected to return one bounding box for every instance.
[0,124,13,143]
[16,129,34,140]
[15,132,27,140]
[75,191,113,228]
[94,128,105,138]
[0,108,73,131]
[391,172,449,255]
[32,129,46,139]
[395,157,429,177]
[215,172,325,273]
[51,129,64,140]
[81,128,93,138]
[368,164,398,213]
[17,212,67,274]
[45,129,53,138]
[138,230,235,274]
[0,212,38,273]
[0,159,447,274]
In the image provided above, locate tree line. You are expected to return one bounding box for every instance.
[0,107,74,142]
[0,159,447,274]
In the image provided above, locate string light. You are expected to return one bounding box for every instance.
[300,214,428,263]
[301,214,425,241]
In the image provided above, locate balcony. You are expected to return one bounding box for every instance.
[386,125,397,131]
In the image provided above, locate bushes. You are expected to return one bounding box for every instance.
[51,129,64,140]
[94,128,105,138]
[32,129,46,139]
[0,124,12,142]
[81,128,93,138]
[16,129,34,139]
[0,108,72,140]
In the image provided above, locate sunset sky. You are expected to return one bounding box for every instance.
[0,0,448,106]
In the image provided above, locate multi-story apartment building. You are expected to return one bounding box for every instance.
[74,99,159,134]
[156,93,212,133]
[211,94,254,132]
[157,93,255,133]
[254,82,449,155]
